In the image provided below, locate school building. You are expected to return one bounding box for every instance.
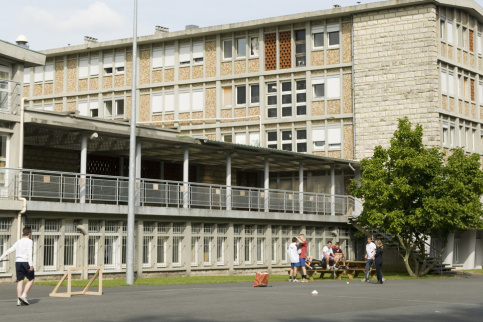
[1,0,483,281]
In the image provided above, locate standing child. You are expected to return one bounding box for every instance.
[0,227,35,306]
[287,237,301,282]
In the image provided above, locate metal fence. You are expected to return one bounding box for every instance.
[0,168,362,216]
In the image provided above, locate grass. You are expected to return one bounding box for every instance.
[36,271,454,288]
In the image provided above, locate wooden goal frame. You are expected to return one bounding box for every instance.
[50,266,103,298]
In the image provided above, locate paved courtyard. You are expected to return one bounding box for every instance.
[0,275,482,321]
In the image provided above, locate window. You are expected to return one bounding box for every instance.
[267,83,277,118]
[281,130,292,151]
[250,84,259,104]
[217,236,226,265]
[90,56,99,76]
[244,237,253,264]
[236,38,247,58]
[179,44,190,65]
[328,126,341,149]
[313,126,325,150]
[115,52,125,73]
[43,235,58,270]
[313,78,325,98]
[250,37,259,57]
[462,27,467,49]
[470,30,474,52]
[203,236,212,265]
[236,85,246,105]
[192,89,203,111]
[152,93,163,114]
[153,47,163,68]
[479,82,483,105]
[478,33,482,55]
[450,124,455,146]
[88,236,99,265]
[249,132,260,146]
[256,238,264,264]
[44,62,54,82]
[223,40,233,59]
[79,58,89,78]
[448,71,454,96]
[234,237,241,265]
[90,100,98,117]
[223,87,232,107]
[327,75,340,99]
[447,19,453,44]
[179,90,190,112]
[440,17,445,40]
[34,66,43,83]
[235,132,246,145]
[193,42,204,63]
[115,98,124,116]
[327,24,340,47]
[312,26,324,49]
[165,46,175,67]
[296,80,306,115]
[441,69,447,94]
[23,68,30,84]
[172,236,182,266]
[223,134,232,143]
[267,131,277,149]
[44,104,53,111]
[104,100,112,118]
[78,100,88,116]
[103,54,113,75]
[157,236,167,267]
[165,92,174,112]
[442,121,448,146]
[296,129,307,152]
[281,81,292,117]
[295,30,306,67]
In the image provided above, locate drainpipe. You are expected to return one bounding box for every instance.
[17,98,27,239]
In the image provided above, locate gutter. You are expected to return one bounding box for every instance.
[17,98,27,239]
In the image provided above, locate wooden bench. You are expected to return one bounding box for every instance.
[287,260,376,281]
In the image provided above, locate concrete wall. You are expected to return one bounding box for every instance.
[353,4,440,159]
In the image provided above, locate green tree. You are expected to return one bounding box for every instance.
[349,118,483,277]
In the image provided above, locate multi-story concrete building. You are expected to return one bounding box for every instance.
[1,0,483,280]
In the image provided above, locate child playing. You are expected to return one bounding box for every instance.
[287,237,301,282]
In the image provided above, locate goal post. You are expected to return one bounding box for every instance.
[50,266,103,298]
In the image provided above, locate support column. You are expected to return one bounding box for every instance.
[135,142,141,206]
[443,233,455,265]
[136,220,143,278]
[183,147,189,209]
[299,162,304,215]
[330,165,335,216]
[80,134,88,203]
[464,230,477,269]
[264,157,269,212]
[226,152,232,211]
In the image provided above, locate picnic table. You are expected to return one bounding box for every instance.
[288,259,376,281]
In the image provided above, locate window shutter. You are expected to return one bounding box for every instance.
[90,100,98,111]
[327,24,339,33]
[327,75,340,98]
[34,66,43,82]
[152,94,163,113]
[193,42,204,59]
[165,46,175,67]
[103,54,113,68]
[328,126,341,145]
[165,92,174,112]
[447,19,453,44]
[23,67,31,84]
[44,63,54,81]
[179,44,190,63]
[78,101,88,116]
[90,56,99,76]
[235,133,247,144]
[311,26,325,34]
[115,52,125,68]
[79,58,88,78]
[441,70,447,94]
[179,91,190,112]
[152,48,163,68]
[192,89,203,111]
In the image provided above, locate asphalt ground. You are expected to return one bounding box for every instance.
[0,275,482,322]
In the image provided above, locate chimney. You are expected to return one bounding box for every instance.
[84,36,98,44]
[333,4,341,8]
[185,25,199,30]
[16,35,29,49]
[155,26,169,34]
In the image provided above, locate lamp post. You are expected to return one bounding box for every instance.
[126,0,138,285]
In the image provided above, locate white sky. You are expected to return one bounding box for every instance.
[2,0,483,51]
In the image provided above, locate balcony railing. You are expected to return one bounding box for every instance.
[0,79,20,114]
[0,168,362,217]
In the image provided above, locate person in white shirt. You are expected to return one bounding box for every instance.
[362,236,376,282]
[287,237,302,282]
[0,227,35,306]
[322,241,336,269]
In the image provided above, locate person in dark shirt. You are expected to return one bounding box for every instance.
[332,242,347,269]
[374,240,384,284]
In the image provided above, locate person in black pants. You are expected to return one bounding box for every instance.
[374,240,384,284]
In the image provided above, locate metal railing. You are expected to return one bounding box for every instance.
[0,168,361,216]
[0,79,20,114]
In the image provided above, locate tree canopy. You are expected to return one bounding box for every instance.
[349,117,483,276]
